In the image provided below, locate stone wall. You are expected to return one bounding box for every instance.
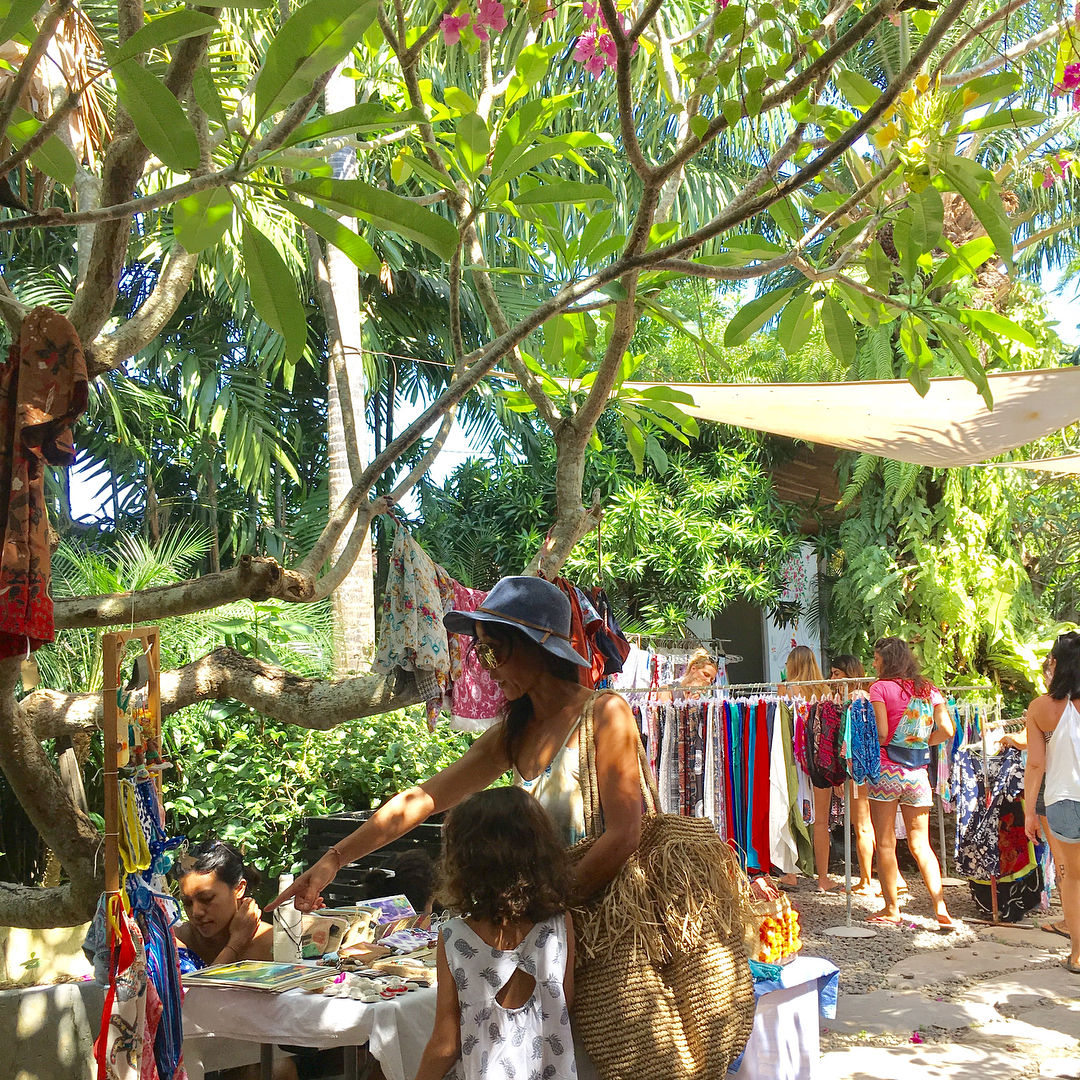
[0,980,102,1080]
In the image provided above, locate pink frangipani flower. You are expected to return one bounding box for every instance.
[441,11,471,45]
[573,25,597,63]
[476,0,507,34]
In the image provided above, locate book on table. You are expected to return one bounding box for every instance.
[182,960,330,992]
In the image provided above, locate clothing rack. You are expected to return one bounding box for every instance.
[623,681,997,910]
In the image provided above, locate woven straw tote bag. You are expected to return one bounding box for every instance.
[568,692,756,1080]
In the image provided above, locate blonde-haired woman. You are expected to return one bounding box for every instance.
[779,646,840,891]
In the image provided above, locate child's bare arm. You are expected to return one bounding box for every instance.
[413,936,461,1080]
[563,912,575,1011]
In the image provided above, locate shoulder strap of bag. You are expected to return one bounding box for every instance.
[578,690,658,839]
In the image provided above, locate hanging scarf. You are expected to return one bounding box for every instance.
[0,307,87,657]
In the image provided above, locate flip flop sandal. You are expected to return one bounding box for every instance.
[817,882,843,894]
[1042,922,1071,939]
[866,915,903,927]
[1061,960,1080,975]
[935,919,961,933]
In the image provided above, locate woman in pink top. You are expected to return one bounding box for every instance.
[866,637,958,930]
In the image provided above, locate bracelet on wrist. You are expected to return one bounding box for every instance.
[327,844,347,870]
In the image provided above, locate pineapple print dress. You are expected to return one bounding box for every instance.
[442,914,577,1080]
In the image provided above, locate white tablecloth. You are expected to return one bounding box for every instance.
[182,983,436,1080]
[184,956,838,1080]
[733,956,840,1080]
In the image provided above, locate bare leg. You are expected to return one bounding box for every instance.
[813,784,839,889]
[1041,816,1070,935]
[868,797,902,920]
[1054,835,1080,967]
[902,803,950,922]
[851,785,875,890]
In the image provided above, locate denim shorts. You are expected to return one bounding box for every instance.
[1045,798,1080,843]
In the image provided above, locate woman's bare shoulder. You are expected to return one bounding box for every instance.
[1027,694,1063,728]
[592,691,635,726]
[247,921,274,961]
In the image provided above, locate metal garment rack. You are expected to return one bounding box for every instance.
[621,680,997,932]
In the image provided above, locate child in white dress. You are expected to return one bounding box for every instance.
[413,787,577,1080]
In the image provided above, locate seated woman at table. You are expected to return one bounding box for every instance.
[174,840,272,973]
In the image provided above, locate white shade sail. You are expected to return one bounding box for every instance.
[984,454,1080,474]
[619,368,1080,467]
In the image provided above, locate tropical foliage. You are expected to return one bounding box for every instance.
[1,0,1079,927]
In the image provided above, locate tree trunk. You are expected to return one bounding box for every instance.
[206,452,220,574]
[325,65,375,676]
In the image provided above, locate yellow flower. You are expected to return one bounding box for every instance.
[963,88,979,108]
[900,86,917,109]
[915,72,930,94]
[906,137,928,155]
[873,122,900,149]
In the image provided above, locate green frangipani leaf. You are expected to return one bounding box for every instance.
[908,186,944,254]
[936,322,993,409]
[724,287,795,346]
[284,200,381,275]
[959,308,1036,349]
[284,104,426,149]
[114,60,201,172]
[955,108,1047,135]
[777,292,816,355]
[173,187,233,253]
[0,0,42,49]
[820,295,857,366]
[939,157,1014,274]
[7,107,76,185]
[288,177,459,260]
[108,10,219,69]
[455,112,490,180]
[255,0,379,122]
[513,182,615,206]
[241,220,308,364]
[835,69,881,110]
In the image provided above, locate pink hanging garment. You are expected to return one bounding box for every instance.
[448,582,506,731]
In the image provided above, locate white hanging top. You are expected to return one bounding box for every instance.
[1046,698,1080,807]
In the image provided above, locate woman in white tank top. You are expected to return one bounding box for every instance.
[1024,631,1080,974]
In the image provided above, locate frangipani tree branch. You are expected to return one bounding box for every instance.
[939,11,1076,86]
[24,647,424,742]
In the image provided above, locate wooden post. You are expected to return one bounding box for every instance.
[100,627,163,934]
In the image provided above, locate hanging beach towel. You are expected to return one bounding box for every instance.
[568,693,755,1080]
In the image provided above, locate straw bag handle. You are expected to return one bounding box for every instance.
[579,690,659,839]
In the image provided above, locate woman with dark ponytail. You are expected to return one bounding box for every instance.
[1025,631,1080,974]
[174,840,271,972]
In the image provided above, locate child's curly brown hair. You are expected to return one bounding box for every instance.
[435,787,575,926]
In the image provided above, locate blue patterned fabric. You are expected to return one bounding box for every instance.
[848,697,881,785]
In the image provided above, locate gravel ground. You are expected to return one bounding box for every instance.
[786,863,1056,996]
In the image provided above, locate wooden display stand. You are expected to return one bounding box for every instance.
[101,626,162,900]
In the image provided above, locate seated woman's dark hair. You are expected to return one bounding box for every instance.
[476,623,581,768]
[874,636,927,694]
[1048,631,1080,700]
[435,787,574,926]
[359,849,435,913]
[181,840,260,893]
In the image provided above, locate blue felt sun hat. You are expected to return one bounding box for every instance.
[443,575,589,667]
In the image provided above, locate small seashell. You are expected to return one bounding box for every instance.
[322,984,339,997]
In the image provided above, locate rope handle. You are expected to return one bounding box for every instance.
[579,690,658,839]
